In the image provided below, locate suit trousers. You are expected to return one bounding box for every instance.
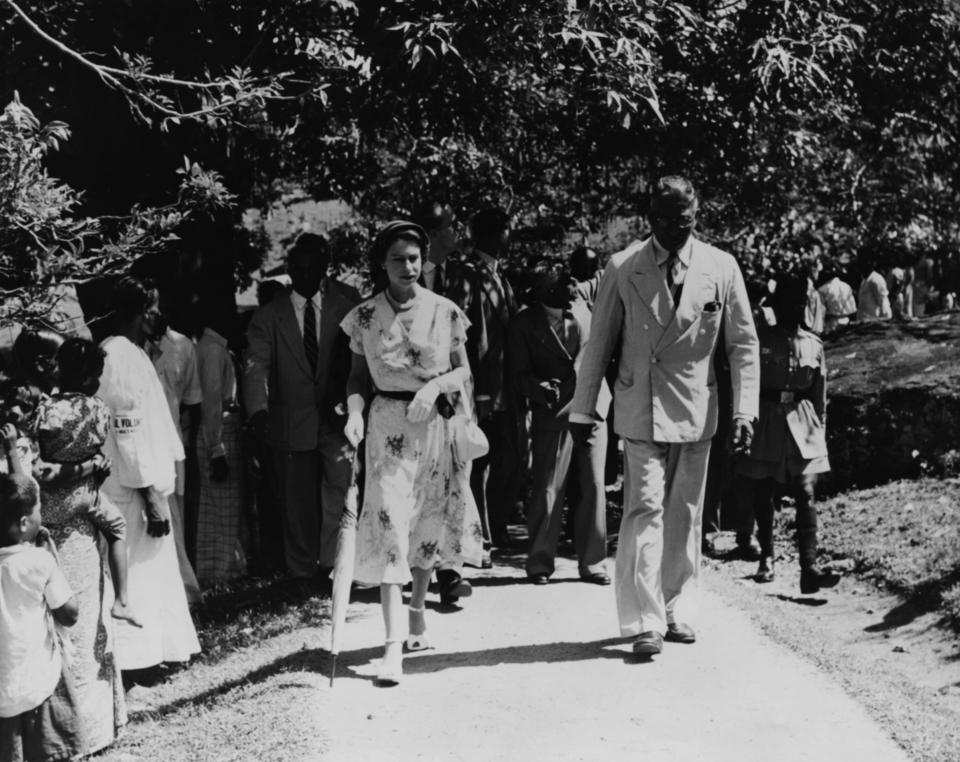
[471,409,523,544]
[273,429,354,576]
[526,420,608,577]
[616,438,711,636]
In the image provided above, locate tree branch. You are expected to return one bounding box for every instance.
[4,0,284,123]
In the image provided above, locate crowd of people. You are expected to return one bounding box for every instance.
[0,173,946,757]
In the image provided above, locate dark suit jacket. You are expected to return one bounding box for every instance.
[508,301,611,431]
[446,255,517,411]
[243,279,361,451]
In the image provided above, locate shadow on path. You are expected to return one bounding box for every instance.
[130,637,635,720]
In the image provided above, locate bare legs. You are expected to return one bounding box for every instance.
[379,567,433,681]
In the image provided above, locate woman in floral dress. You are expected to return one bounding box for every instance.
[31,338,139,756]
[341,220,483,684]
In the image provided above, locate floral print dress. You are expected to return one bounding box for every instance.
[32,392,127,757]
[341,287,484,585]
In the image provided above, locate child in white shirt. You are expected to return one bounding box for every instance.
[0,470,79,762]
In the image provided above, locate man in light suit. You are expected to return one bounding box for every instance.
[244,233,361,579]
[570,176,759,656]
[509,267,612,585]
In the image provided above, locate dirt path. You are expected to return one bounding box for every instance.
[105,549,927,761]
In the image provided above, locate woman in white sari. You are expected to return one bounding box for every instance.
[96,276,200,671]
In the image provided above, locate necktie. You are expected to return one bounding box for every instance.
[303,298,318,375]
[666,251,683,304]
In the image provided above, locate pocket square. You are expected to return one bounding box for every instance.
[703,300,722,312]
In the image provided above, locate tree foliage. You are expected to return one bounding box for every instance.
[2,0,959,328]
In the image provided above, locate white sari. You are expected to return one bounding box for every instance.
[97,336,200,670]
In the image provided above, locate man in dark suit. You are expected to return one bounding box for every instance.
[412,200,474,603]
[450,208,520,558]
[509,267,612,584]
[414,200,461,298]
[243,233,361,578]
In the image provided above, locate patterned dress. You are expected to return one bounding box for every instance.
[32,392,127,757]
[341,287,484,585]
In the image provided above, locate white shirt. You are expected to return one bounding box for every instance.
[0,545,72,718]
[421,261,440,292]
[818,277,857,318]
[651,235,693,292]
[290,290,322,339]
[857,271,892,321]
[152,328,203,443]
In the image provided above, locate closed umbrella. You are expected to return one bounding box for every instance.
[328,452,361,687]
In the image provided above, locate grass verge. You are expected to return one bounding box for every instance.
[806,478,960,630]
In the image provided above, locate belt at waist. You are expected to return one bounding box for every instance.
[374,388,455,419]
[759,389,810,404]
[375,389,417,401]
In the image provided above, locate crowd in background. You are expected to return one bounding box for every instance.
[0,189,958,753]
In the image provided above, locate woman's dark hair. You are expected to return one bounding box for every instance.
[56,338,106,393]
[111,275,156,323]
[11,329,63,377]
[368,221,428,293]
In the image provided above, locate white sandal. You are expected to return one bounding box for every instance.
[377,639,403,685]
[405,605,431,652]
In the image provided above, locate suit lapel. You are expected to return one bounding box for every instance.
[655,240,713,352]
[627,241,672,329]
[278,295,313,378]
[317,283,340,381]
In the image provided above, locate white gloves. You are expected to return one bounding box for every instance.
[406,380,440,423]
[406,368,471,423]
[344,394,365,448]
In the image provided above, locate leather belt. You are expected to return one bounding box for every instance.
[375,388,455,418]
[759,389,809,404]
[374,388,417,401]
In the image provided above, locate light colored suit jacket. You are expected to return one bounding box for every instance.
[571,237,759,443]
[508,300,612,431]
[243,280,361,451]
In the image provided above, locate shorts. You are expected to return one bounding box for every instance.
[0,679,80,762]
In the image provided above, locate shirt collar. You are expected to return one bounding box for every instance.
[202,327,228,347]
[0,545,26,558]
[474,249,499,273]
[651,235,693,267]
[290,289,322,311]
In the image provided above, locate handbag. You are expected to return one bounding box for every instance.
[440,383,489,465]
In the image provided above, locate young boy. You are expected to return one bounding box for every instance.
[0,471,79,761]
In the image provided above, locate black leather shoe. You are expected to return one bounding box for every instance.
[755,556,775,583]
[437,570,472,605]
[579,570,611,585]
[632,631,663,655]
[665,622,696,644]
[800,566,840,594]
[529,573,549,585]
